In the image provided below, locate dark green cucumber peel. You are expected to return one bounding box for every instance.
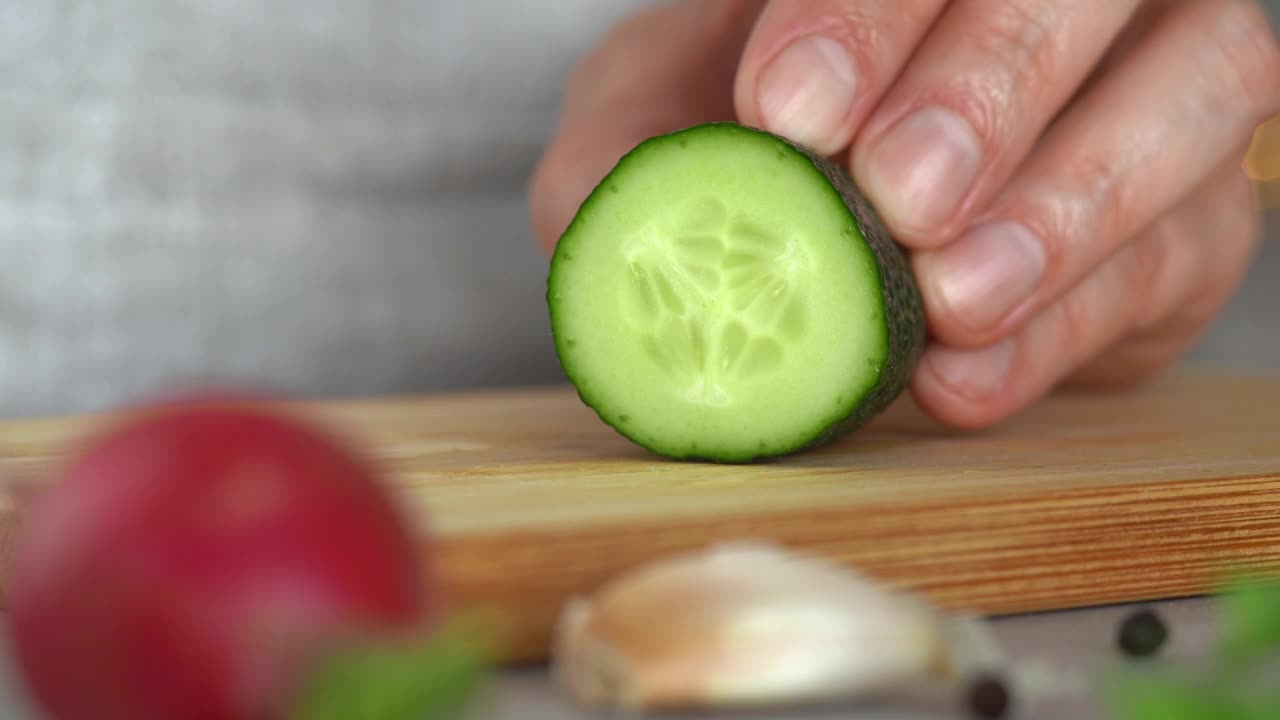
[547,121,925,462]
[795,133,927,435]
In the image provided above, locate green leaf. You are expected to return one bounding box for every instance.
[1218,577,1280,667]
[289,615,493,720]
[1101,670,1262,720]
[1099,573,1280,720]
[1243,692,1280,720]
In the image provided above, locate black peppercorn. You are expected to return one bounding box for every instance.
[1117,607,1168,657]
[965,673,1010,719]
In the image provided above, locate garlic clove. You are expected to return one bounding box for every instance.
[551,541,1004,711]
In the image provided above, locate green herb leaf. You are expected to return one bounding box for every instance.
[290,615,493,720]
[1102,670,1261,720]
[1100,575,1280,720]
[1218,576,1280,667]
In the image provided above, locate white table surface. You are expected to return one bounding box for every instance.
[0,596,1222,719]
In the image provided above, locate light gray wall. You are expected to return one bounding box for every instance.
[0,2,650,416]
[0,2,1276,417]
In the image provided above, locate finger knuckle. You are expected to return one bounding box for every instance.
[1009,186,1085,286]
[1123,169,1260,335]
[1211,0,1280,116]
[1186,165,1263,293]
[1071,153,1137,247]
[804,0,941,82]
[968,0,1062,89]
[927,3,1062,147]
[1025,154,1134,259]
[1122,235,1172,332]
[807,5,894,82]
[1053,287,1099,359]
[1205,194,1261,297]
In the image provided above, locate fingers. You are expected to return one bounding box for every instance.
[913,158,1262,429]
[734,0,1142,242]
[1065,163,1263,389]
[914,0,1280,349]
[848,0,1142,242]
[731,0,947,156]
[528,0,766,253]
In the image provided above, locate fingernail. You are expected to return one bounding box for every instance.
[926,340,1013,401]
[757,36,858,153]
[928,221,1047,331]
[863,107,983,232]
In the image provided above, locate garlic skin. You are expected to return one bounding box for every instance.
[552,541,1003,710]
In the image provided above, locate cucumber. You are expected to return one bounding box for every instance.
[546,121,925,462]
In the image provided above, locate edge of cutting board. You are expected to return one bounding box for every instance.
[2,366,1280,663]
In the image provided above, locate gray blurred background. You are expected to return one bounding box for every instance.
[0,5,1277,720]
[0,1,1277,418]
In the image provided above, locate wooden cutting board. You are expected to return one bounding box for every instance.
[1,368,1279,663]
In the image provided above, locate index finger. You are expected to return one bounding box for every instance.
[528,1,765,253]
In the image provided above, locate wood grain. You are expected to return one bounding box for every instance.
[1,368,1279,662]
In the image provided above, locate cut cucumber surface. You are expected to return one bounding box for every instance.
[547,122,925,462]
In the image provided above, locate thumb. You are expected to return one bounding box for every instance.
[528,1,766,254]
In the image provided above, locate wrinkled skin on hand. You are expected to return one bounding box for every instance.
[529,0,1280,429]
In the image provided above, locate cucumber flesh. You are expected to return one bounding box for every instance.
[547,122,925,462]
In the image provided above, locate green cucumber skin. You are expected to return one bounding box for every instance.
[547,122,926,463]
[785,136,927,446]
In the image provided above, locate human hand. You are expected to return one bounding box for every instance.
[528,0,1280,429]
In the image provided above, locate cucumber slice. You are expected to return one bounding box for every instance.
[547,122,925,462]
